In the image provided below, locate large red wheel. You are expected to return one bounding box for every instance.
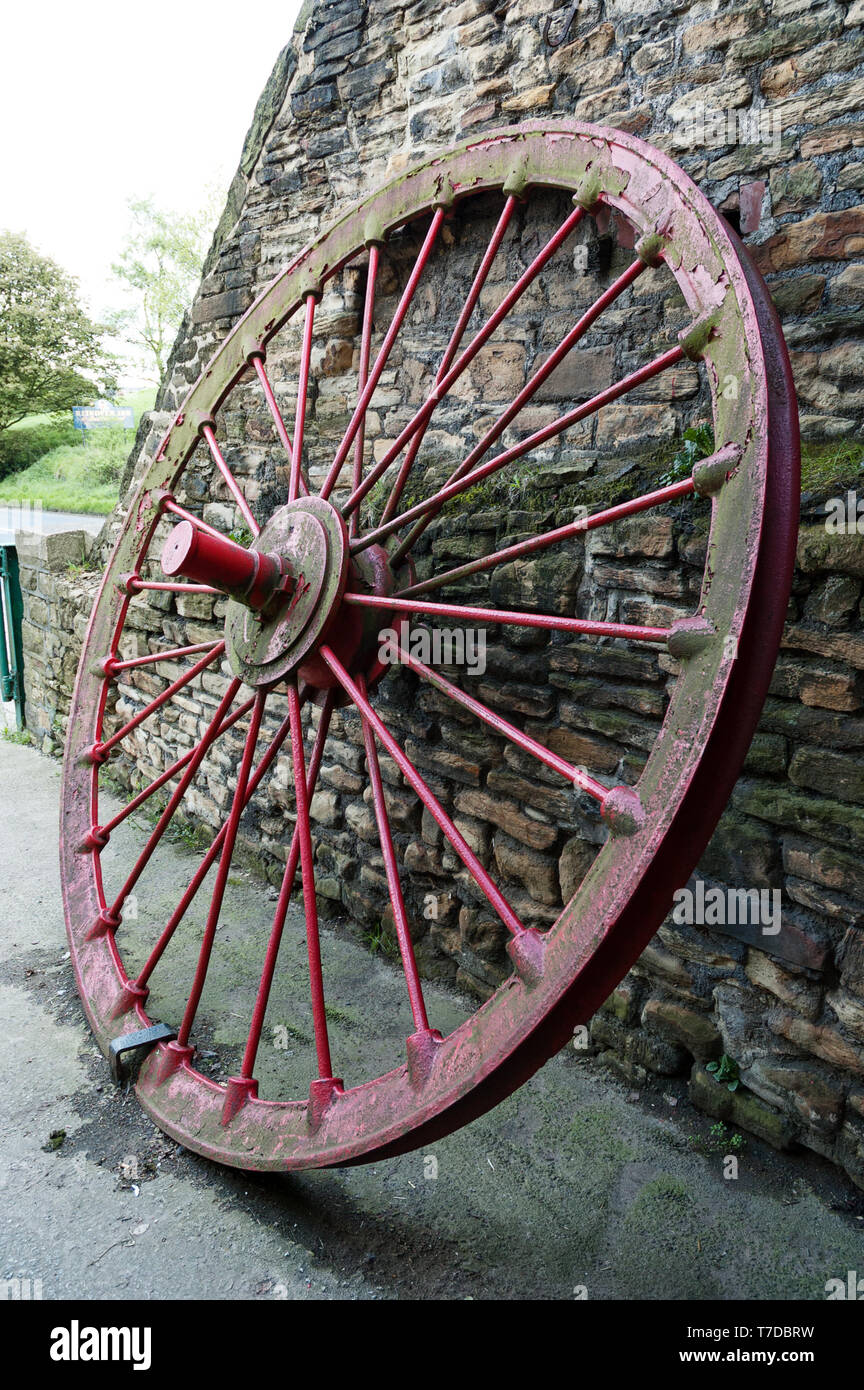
[61,122,799,1170]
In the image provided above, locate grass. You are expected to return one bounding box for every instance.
[0,389,155,514]
[799,437,864,495]
[1,727,31,745]
[166,816,213,852]
[362,925,399,959]
[0,434,127,513]
[688,1120,746,1156]
[0,417,78,478]
[133,797,213,854]
[323,1002,360,1028]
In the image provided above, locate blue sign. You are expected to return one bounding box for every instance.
[73,402,135,431]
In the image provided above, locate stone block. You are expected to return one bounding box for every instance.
[689,1065,797,1149]
[641,998,723,1061]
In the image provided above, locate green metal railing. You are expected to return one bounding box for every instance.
[0,545,25,730]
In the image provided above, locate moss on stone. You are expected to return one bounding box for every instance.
[735,780,864,850]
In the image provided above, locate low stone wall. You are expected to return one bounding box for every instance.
[15,529,96,749]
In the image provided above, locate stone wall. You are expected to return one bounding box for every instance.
[17,0,864,1185]
[15,529,94,746]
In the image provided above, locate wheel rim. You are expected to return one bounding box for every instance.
[60,121,799,1170]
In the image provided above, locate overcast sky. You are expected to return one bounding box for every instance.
[1,1,302,332]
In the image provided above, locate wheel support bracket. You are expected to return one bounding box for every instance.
[109,1023,179,1085]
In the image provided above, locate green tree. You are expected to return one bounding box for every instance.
[109,196,214,383]
[0,231,117,435]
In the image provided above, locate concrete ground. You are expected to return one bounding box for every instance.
[1,737,862,1302]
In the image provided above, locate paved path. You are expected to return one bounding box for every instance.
[1,739,862,1301]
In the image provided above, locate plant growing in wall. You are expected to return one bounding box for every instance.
[705,1054,741,1091]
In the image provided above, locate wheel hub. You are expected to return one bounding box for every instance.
[225,497,348,687]
[160,495,350,688]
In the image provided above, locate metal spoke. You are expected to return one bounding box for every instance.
[200,422,260,536]
[349,245,379,537]
[288,679,334,1081]
[343,591,670,644]
[319,207,447,502]
[379,195,518,525]
[289,296,316,502]
[250,353,309,497]
[320,644,525,937]
[397,474,696,600]
[161,498,229,542]
[358,673,430,1031]
[108,640,224,673]
[352,345,686,552]
[104,677,242,925]
[98,642,226,757]
[176,690,268,1047]
[395,643,607,800]
[340,202,587,521]
[129,579,221,596]
[240,690,336,1079]
[390,256,648,563]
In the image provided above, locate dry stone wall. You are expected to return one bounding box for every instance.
[16,0,864,1184]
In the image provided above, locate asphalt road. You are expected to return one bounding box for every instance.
[1,738,862,1302]
[0,510,106,546]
